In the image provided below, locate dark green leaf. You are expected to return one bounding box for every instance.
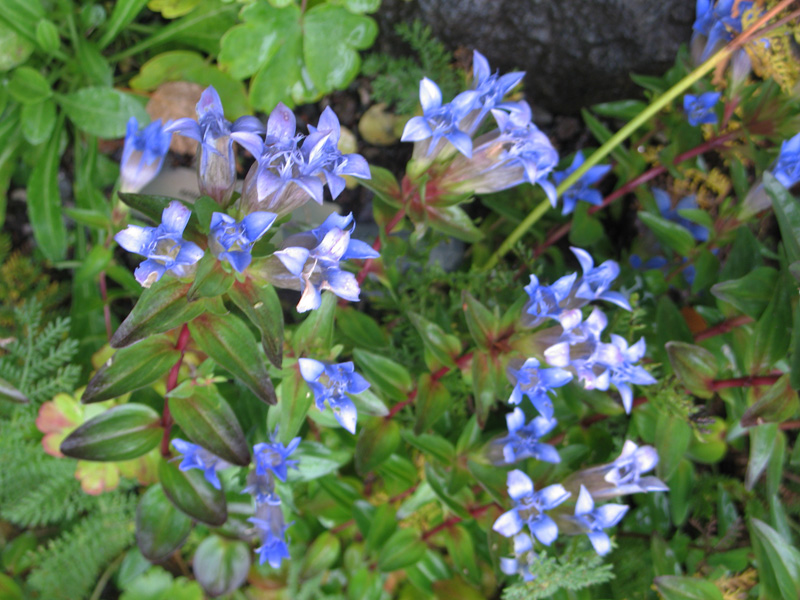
[461,291,497,350]
[655,412,691,481]
[301,532,341,579]
[158,458,227,526]
[654,576,724,600]
[61,404,162,461]
[287,441,351,483]
[292,291,335,355]
[136,484,193,562]
[741,375,798,427]
[355,418,400,475]
[228,279,284,368]
[357,165,402,208]
[186,254,234,301]
[193,536,250,598]
[746,423,777,490]
[98,0,149,48]
[353,348,412,403]
[401,431,455,464]
[377,529,425,572]
[764,171,800,264]
[27,118,66,261]
[666,341,717,399]
[639,211,695,256]
[57,88,149,139]
[711,267,777,319]
[365,503,396,552]
[668,459,694,527]
[414,373,452,434]
[750,518,800,600]
[425,205,483,242]
[408,312,461,369]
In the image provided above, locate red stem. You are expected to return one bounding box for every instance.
[98,271,112,342]
[160,324,192,457]
[693,315,753,342]
[421,503,499,541]
[385,352,473,419]
[534,129,743,258]
[710,374,782,391]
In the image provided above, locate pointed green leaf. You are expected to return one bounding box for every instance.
[158,458,227,526]
[666,341,717,399]
[292,291,335,355]
[136,484,193,562]
[711,267,777,319]
[426,205,483,242]
[355,418,400,475]
[655,412,691,481]
[353,348,412,403]
[189,312,277,405]
[408,312,461,369]
[27,118,66,261]
[654,576,723,600]
[301,532,341,579]
[750,518,800,600]
[764,171,800,264]
[639,211,695,256]
[414,373,452,434]
[746,423,777,490]
[356,165,402,208]
[377,529,425,573]
[741,375,798,427]
[186,253,234,301]
[401,431,455,464]
[83,335,180,403]
[228,279,284,368]
[60,404,161,461]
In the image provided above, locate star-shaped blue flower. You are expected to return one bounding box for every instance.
[572,485,629,556]
[249,498,291,568]
[253,430,301,484]
[551,151,611,215]
[521,272,577,327]
[772,132,800,190]
[114,201,204,287]
[120,117,173,194]
[495,407,560,464]
[298,359,370,434]
[571,247,631,310]
[209,211,277,273]
[171,438,230,490]
[684,92,721,126]
[506,358,573,420]
[653,189,709,242]
[588,441,669,499]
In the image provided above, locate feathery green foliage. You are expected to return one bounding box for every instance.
[502,549,615,599]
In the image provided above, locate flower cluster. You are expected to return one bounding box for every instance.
[247,431,301,569]
[298,359,371,434]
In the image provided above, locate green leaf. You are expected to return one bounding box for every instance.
[402,431,455,464]
[186,253,234,301]
[364,503,396,551]
[148,0,203,19]
[27,118,66,261]
[75,39,113,87]
[569,201,605,246]
[691,248,720,293]
[764,171,800,264]
[189,311,277,405]
[193,536,250,598]
[60,404,162,461]
[0,19,34,71]
[425,205,484,242]
[337,307,389,351]
[228,279,284,368]
[353,348,412,403]
[472,351,501,427]
[301,532,341,579]
[7,66,51,103]
[0,573,24,600]
[292,291,335,355]
[443,525,480,585]
[74,245,113,284]
[273,362,314,445]
[750,518,800,600]
[425,463,469,518]
[639,211,695,256]
[20,97,55,145]
[591,99,647,120]
[655,412,691,481]
[666,341,717,399]
[746,423,777,490]
[357,165,402,208]
[741,375,798,427]
[792,301,800,390]
[461,291,498,350]
[57,88,149,139]
[168,383,250,466]
[711,267,778,319]
[408,312,461,369]
[83,335,180,403]
[414,373,453,434]
[288,440,351,482]
[668,459,694,527]
[158,458,227,526]
[136,484,193,562]
[98,0,149,49]
[111,279,207,348]
[654,576,723,600]
[343,0,381,13]
[377,528,426,573]
[752,274,792,369]
[0,376,28,403]
[355,418,400,475]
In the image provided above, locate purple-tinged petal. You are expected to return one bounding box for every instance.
[275,247,310,276]
[507,470,534,500]
[571,247,594,273]
[267,103,296,140]
[161,201,191,235]
[174,241,204,266]
[297,280,322,313]
[231,131,265,158]
[587,531,611,556]
[575,485,594,515]
[473,50,490,82]
[329,394,358,434]
[529,514,558,546]
[326,269,360,302]
[115,226,152,254]
[401,116,433,142]
[243,211,277,241]
[134,260,166,287]
[596,504,629,528]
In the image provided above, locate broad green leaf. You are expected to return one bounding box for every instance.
[27,118,66,261]
[355,418,400,475]
[746,423,777,490]
[666,342,717,399]
[377,528,426,572]
[0,19,34,70]
[425,204,484,242]
[639,211,695,256]
[357,165,402,208]
[711,267,777,319]
[353,348,412,403]
[462,291,498,350]
[158,458,227,526]
[569,201,605,246]
[741,375,798,427]
[336,307,389,351]
[83,335,180,403]
[186,253,234,301]
[74,244,113,284]
[7,66,51,103]
[288,441,351,482]
[764,171,800,264]
[0,573,24,600]
[750,518,800,600]
[111,279,207,348]
[792,301,800,390]
[20,96,55,144]
[408,312,461,369]
[136,484,193,562]
[119,567,203,600]
[75,38,112,87]
[168,383,250,466]
[654,576,723,600]
[752,273,792,369]
[401,431,455,464]
[425,463,469,518]
[60,404,162,461]
[365,503,397,552]
[443,525,480,585]
[668,459,694,527]
[591,99,647,120]
[57,88,149,139]
[272,362,314,445]
[189,311,277,405]
[414,373,453,434]
[228,279,284,368]
[98,0,149,49]
[301,532,341,579]
[193,536,250,598]
[472,352,499,427]
[655,412,691,481]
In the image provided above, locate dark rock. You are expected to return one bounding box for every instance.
[376,0,695,114]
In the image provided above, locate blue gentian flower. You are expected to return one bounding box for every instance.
[171,438,231,490]
[499,533,538,582]
[401,77,479,157]
[167,86,264,206]
[571,485,629,556]
[605,335,657,413]
[692,0,756,62]
[275,215,378,312]
[461,50,525,135]
[209,211,277,273]
[585,441,669,500]
[253,431,301,483]
[522,272,577,327]
[249,498,291,568]
[120,117,173,194]
[683,92,721,126]
[653,189,710,242]
[115,201,204,288]
[494,407,560,464]
[544,308,612,392]
[297,359,370,434]
[301,107,371,199]
[772,132,800,189]
[551,151,611,215]
[571,247,631,310]
[506,358,573,420]
[492,470,570,546]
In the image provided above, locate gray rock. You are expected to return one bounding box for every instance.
[376,0,695,114]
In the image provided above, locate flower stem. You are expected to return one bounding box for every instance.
[480,0,793,272]
[160,324,192,457]
[694,315,753,342]
[710,374,782,391]
[421,502,499,541]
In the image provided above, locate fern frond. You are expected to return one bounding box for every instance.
[502,548,615,600]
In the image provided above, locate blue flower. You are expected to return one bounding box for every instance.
[544,308,611,391]
[209,211,277,273]
[571,485,629,556]
[461,50,525,135]
[506,358,573,420]
[249,498,291,568]
[401,77,479,157]
[551,151,611,215]
[772,132,800,190]
[115,201,204,287]
[571,247,631,310]
[167,86,264,206]
[253,431,301,484]
[494,407,560,464]
[629,254,669,270]
[653,189,709,242]
[499,533,538,582]
[586,441,669,500]
[604,335,657,413]
[297,359,370,434]
[492,470,570,546]
[120,117,173,194]
[683,92,721,126]
[692,0,756,62]
[171,438,230,490]
[521,272,577,327]
[275,215,378,312]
